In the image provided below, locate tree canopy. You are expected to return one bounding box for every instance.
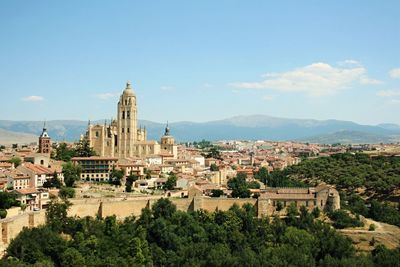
[62,162,81,187]
[3,198,400,266]
[267,153,400,226]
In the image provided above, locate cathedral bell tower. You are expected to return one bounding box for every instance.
[117,81,138,158]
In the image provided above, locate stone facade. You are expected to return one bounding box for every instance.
[86,81,178,159]
[71,156,118,182]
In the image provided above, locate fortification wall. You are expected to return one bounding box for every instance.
[197,197,258,212]
[172,198,192,212]
[6,207,21,218]
[101,199,151,219]
[1,211,46,246]
[0,195,287,256]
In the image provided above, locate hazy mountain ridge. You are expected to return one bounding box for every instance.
[299,130,399,144]
[0,115,399,144]
[0,128,37,145]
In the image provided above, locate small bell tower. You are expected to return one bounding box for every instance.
[38,121,51,154]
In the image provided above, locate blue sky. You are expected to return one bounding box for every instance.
[1,1,399,125]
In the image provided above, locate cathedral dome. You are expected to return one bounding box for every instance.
[123,81,135,96]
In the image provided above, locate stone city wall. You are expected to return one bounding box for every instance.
[0,196,283,257]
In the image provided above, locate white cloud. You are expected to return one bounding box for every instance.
[95,93,117,100]
[360,76,383,85]
[389,68,400,79]
[22,95,44,102]
[160,85,174,91]
[262,95,273,101]
[230,62,382,96]
[202,83,213,88]
[390,99,400,104]
[337,59,362,67]
[376,89,400,97]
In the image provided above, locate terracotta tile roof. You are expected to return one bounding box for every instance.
[22,163,53,175]
[0,162,13,168]
[16,188,39,195]
[9,170,30,180]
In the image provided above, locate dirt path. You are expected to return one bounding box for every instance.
[339,218,400,251]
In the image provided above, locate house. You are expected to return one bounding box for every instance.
[6,170,30,190]
[118,159,145,177]
[17,163,54,188]
[15,188,50,211]
[135,179,149,189]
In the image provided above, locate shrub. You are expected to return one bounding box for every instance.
[328,210,364,229]
[59,187,75,199]
[0,209,7,219]
[369,224,376,231]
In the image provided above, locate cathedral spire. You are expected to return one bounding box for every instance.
[164,121,170,136]
[40,120,50,138]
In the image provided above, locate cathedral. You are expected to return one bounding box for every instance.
[86,81,178,159]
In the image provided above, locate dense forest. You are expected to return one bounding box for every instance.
[263,153,400,226]
[2,199,400,267]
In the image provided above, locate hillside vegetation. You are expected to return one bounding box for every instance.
[269,153,400,226]
[2,199,400,267]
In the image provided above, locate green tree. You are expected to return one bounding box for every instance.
[205,147,222,160]
[228,173,251,198]
[210,163,219,171]
[45,199,71,232]
[43,172,62,189]
[0,191,19,209]
[286,202,299,226]
[0,209,7,219]
[328,209,363,229]
[254,166,269,184]
[75,139,96,157]
[247,180,261,189]
[8,156,22,167]
[59,187,75,199]
[163,173,177,190]
[144,168,152,179]
[276,201,284,211]
[6,226,67,265]
[152,198,176,219]
[109,168,124,186]
[53,143,76,161]
[125,173,138,192]
[211,189,224,197]
[62,162,81,187]
[61,248,86,267]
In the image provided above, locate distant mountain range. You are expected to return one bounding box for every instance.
[0,115,399,145]
[0,128,37,145]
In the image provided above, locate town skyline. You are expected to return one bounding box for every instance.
[1,1,399,125]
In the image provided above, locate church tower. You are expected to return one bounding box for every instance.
[117,81,138,158]
[160,122,178,158]
[38,122,51,154]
